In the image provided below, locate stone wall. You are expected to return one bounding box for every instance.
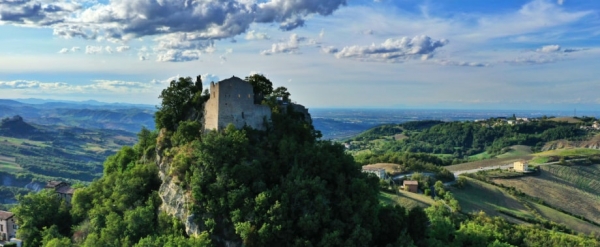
[204,77,271,131]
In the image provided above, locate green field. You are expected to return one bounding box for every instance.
[528,202,600,234]
[378,190,434,209]
[452,178,534,220]
[534,148,600,157]
[0,161,22,172]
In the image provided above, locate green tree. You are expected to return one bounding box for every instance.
[245,74,273,103]
[272,86,291,101]
[13,190,71,247]
[155,76,204,131]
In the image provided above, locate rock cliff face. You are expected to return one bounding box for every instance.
[542,138,600,151]
[156,130,202,237]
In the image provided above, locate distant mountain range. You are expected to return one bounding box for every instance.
[0,99,155,133]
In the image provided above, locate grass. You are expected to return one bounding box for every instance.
[549,117,583,124]
[0,136,48,147]
[469,152,492,161]
[378,190,434,209]
[529,156,550,165]
[534,148,600,157]
[528,202,600,235]
[0,162,22,172]
[451,178,534,221]
[393,134,408,141]
[496,145,533,159]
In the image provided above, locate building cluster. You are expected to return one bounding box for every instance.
[0,180,74,245]
[580,121,600,131]
[45,180,75,203]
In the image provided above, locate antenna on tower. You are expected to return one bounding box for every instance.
[574,108,576,117]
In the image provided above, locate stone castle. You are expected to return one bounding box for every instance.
[203,76,272,131]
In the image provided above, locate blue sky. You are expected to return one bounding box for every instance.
[1,0,599,110]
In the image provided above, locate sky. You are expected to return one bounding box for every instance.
[1,0,599,110]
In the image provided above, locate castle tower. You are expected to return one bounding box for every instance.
[204,76,272,131]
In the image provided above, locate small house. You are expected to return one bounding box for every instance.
[45,181,75,203]
[513,160,529,172]
[0,211,17,241]
[403,180,419,193]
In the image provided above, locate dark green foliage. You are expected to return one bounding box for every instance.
[272,86,291,102]
[155,76,205,131]
[13,189,71,247]
[351,124,403,142]
[355,119,586,161]
[245,74,273,103]
[171,120,202,146]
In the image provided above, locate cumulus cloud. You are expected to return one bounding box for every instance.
[536,44,582,53]
[0,0,80,26]
[245,30,270,40]
[537,44,561,53]
[321,46,339,54]
[115,46,130,52]
[261,33,306,55]
[58,46,80,54]
[85,45,103,54]
[330,35,449,62]
[50,0,347,43]
[156,50,202,62]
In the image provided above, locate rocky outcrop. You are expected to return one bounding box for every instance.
[542,139,600,151]
[156,130,201,237]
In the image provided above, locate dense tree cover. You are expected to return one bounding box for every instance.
[155,76,207,131]
[353,120,586,161]
[351,125,404,142]
[12,190,71,246]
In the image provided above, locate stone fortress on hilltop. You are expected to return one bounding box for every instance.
[203,76,272,131]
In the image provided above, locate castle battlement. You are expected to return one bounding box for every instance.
[204,76,272,131]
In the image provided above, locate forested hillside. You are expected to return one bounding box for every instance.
[350,118,592,165]
[11,75,600,247]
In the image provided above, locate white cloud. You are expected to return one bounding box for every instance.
[116,46,130,53]
[245,30,270,40]
[537,45,561,53]
[58,46,81,54]
[156,50,202,62]
[332,35,449,62]
[85,45,104,54]
[261,33,306,55]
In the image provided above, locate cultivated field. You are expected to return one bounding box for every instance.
[492,164,600,225]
